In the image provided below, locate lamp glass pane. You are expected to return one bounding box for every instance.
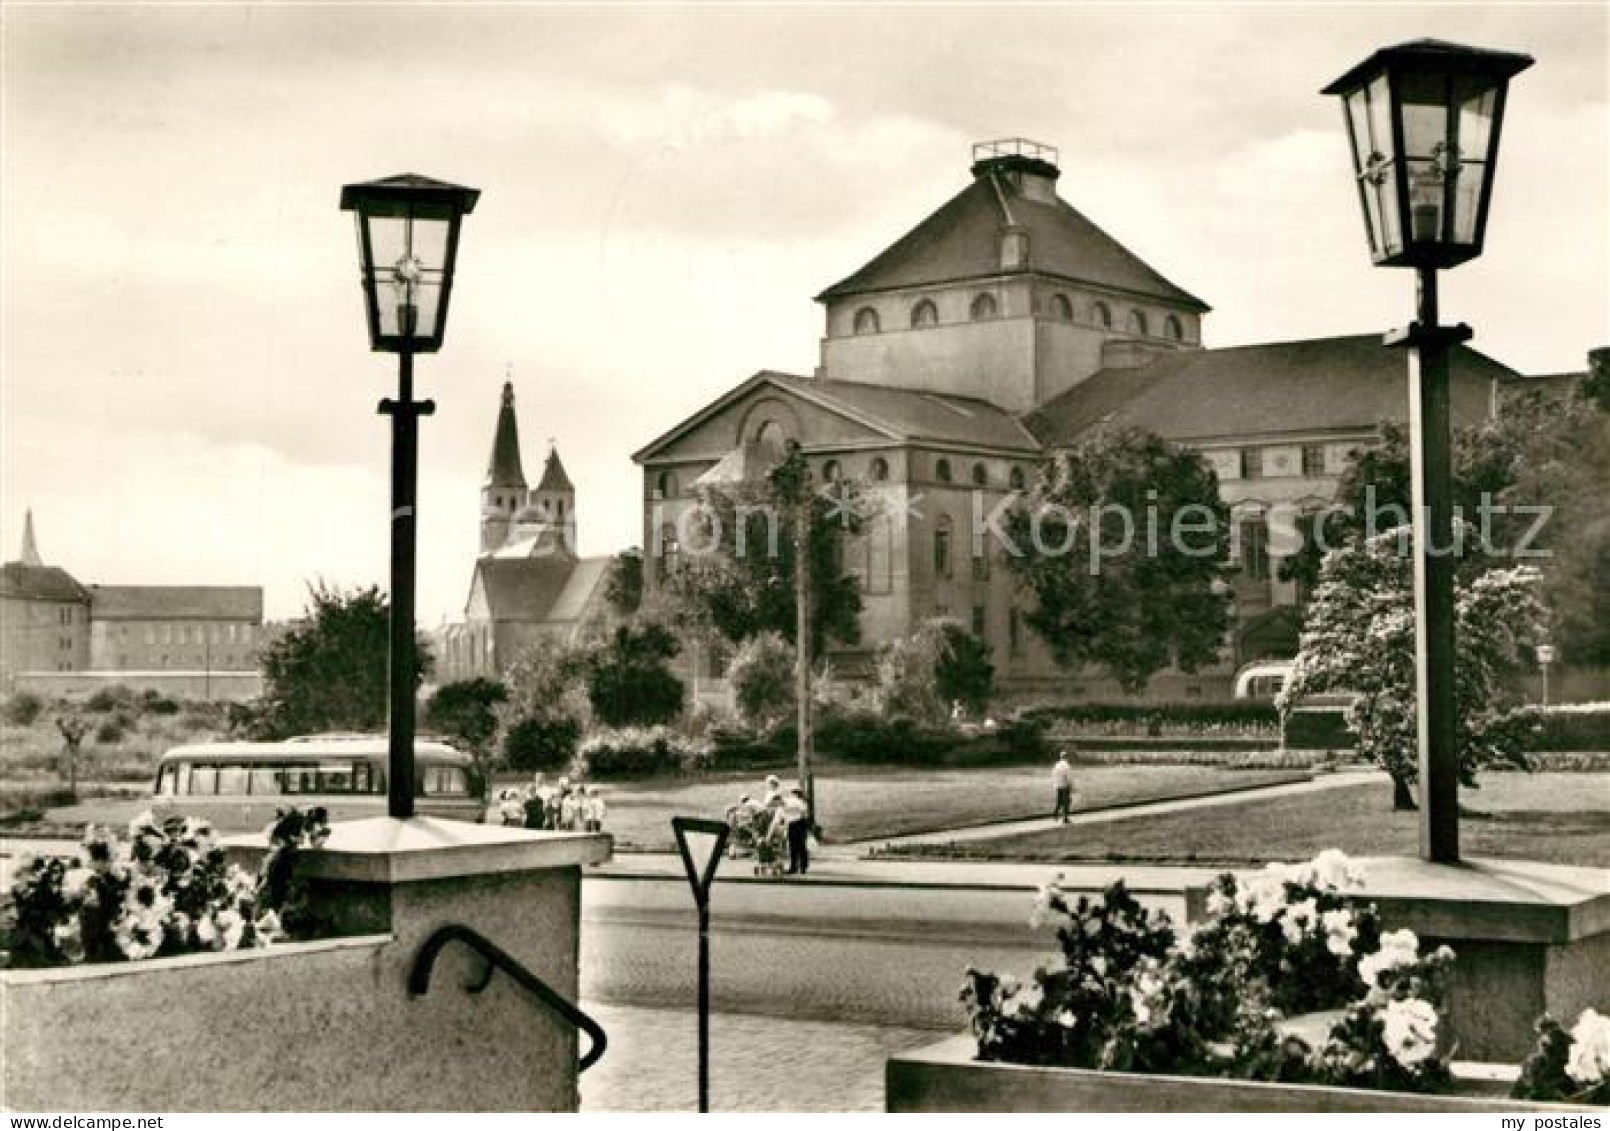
[363,213,451,341]
[1457,81,1497,164]
[1399,70,1456,246]
[1452,162,1487,244]
[1365,75,1402,255]
[1344,89,1383,256]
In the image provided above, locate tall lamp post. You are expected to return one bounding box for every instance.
[341,174,481,819]
[1323,40,1531,863]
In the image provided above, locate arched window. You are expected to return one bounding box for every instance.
[1164,314,1184,341]
[1093,300,1112,329]
[933,515,953,579]
[822,459,841,482]
[1050,293,1074,321]
[1008,466,1027,491]
[935,458,953,483]
[971,462,989,487]
[970,293,999,321]
[655,470,678,499]
[853,306,880,335]
[911,299,938,328]
[870,457,890,482]
[1128,309,1149,336]
[754,419,787,446]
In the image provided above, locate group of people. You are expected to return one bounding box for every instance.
[725,774,813,876]
[496,773,605,832]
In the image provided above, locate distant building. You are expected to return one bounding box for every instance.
[0,510,267,700]
[634,139,1529,701]
[435,383,614,684]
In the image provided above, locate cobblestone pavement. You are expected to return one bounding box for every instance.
[579,1002,938,1112]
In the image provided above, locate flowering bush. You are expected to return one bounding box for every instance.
[1512,1009,1610,1105]
[5,806,329,969]
[963,850,1457,1095]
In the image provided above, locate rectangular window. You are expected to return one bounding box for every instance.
[1241,519,1270,582]
[934,526,952,579]
[971,605,987,639]
[1244,448,1264,479]
[1009,609,1022,657]
[188,765,219,796]
[1302,444,1325,478]
[247,767,284,796]
[971,542,989,581]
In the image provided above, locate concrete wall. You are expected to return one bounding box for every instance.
[14,669,263,702]
[2,821,610,1112]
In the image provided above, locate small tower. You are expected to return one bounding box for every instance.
[480,381,527,554]
[531,443,577,554]
[18,508,43,566]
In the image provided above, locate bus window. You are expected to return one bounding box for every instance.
[423,766,468,797]
[155,766,177,797]
[247,767,283,796]
[189,765,219,796]
[217,765,249,795]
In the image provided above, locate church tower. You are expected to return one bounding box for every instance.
[480,381,527,554]
[530,445,577,554]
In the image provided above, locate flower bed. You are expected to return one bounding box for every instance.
[3,807,329,968]
[959,851,1608,1107]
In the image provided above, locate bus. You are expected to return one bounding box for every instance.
[150,734,485,831]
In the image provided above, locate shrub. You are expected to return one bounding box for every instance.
[573,726,707,778]
[503,714,583,773]
[140,691,182,716]
[83,685,138,714]
[996,714,1051,762]
[1282,707,1357,751]
[1511,703,1610,752]
[586,623,684,727]
[729,631,796,730]
[94,717,128,745]
[1026,702,1280,735]
[2,691,44,726]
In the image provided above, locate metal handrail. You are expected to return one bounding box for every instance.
[408,923,607,1073]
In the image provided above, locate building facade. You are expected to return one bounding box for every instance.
[1,511,267,698]
[434,383,613,685]
[634,139,1517,701]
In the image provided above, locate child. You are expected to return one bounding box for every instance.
[583,786,606,833]
[497,788,525,827]
[560,784,584,831]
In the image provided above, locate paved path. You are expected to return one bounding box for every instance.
[864,768,1387,849]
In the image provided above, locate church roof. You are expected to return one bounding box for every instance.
[0,562,88,603]
[1024,334,1514,445]
[485,381,526,488]
[89,586,263,621]
[470,554,608,625]
[815,165,1209,312]
[535,448,574,493]
[634,370,1042,463]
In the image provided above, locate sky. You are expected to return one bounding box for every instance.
[3,3,1606,624]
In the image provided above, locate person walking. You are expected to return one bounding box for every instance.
[1052,749,1075,824]
[783,787,812,876]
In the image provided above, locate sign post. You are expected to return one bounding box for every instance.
[672,816,729,1113]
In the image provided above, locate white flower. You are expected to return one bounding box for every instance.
[60,867,93,900]
[1012,982,1044,1016]
[254,909,284,945]
[196,913,219,948]
[225,865,256,900]
[1030,876,1065,928]
[1241,872,1288,924]
[1304,849,1364,893]
[1381,997,1439,1066]
[52,918,85,962]
[127,810,157,836]
[1281,898,1320,946]
[1566,1009,1610,1086]
[1321,908,1357,957]
[1358,929,1420,989]
[1056,1009,1078,1029]
[1088,955,1108,977]
[215,907,246,951]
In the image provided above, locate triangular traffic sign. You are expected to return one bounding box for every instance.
[672,816,730,909]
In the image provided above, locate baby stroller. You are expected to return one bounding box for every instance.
[748,807,788,877]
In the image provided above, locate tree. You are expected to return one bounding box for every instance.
[1282,393,1610,664]
[424,677,508,794]
[494,643,590,772]
[55,714,89,799]
[1279,527,1546,810]
[728,631,796,731]
[603,548,644,617]
[1004,426,1233,693]
[585,622,685,727]
[875,619,996,724]
[254,583,433,739]
[662,463,863,658]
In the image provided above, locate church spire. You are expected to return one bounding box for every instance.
[485,379,527,488]
[18,508,42,566]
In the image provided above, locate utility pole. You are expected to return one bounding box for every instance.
[794,497,815,821]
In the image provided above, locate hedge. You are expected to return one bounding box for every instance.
[1281,708,1357,751]
[1511,704,1610,752]
[1026,702,1279,737]
[573,726,710,778]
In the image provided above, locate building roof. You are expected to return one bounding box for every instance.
[816,165,1209,311]
[634,370,1043,463]
[535,447,574,493]
[0,562,88,603]
[1024,334,1515,445]
[485,381,526,488]
[470,554,607,624]
[89,586,264,621]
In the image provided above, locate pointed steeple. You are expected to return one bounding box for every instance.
[536,444,574,493]
[485,381,527,488]
[18,508,43,566]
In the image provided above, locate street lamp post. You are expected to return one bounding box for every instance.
[340,174,480,819]
[1323,40,1531,863]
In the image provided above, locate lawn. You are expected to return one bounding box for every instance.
[928,771,1610,868]
[588,762,1311,850]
